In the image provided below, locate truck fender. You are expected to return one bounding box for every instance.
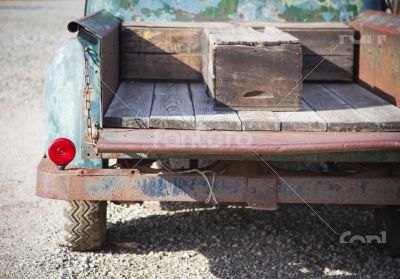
[43,38,101,168]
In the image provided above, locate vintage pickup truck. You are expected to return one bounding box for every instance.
[37,0,400,255]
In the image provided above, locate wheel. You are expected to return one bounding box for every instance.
[64,200,107,251]
[375,207,400,257]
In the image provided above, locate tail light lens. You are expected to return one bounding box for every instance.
[48,138,76,168]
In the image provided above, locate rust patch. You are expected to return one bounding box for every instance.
[352,11,400,106]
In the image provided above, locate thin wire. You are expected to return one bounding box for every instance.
[85,65,150,129]
[157,159,218,204]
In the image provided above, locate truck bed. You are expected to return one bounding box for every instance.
[104,81,400,132]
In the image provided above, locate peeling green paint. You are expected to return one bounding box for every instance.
[43,38,101,168]
[86,0,370,22]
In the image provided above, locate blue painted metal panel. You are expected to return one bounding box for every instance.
[43,38,101,168]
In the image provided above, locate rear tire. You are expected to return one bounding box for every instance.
[375,207,400,257]
[64,201,107,251]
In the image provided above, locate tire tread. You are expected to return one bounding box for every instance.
[64,201,106,251]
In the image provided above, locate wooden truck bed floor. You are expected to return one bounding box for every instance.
[104,81,400,132]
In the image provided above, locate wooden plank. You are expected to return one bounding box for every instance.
[245,22,351,30]
[189,83,241,131]
[303,55,353,81]
[121,26,202,54]
[104,81,154,128]
[250,23,354,56]
[101,23,120,116]
[121,53,202,80]
[150,82,195,129]
[238,111,280,131]
[324,83,400,131]
[122,23,353,56]
[302,84,378,132]
[121,53,352,82]
[282,29,354,56]
[120,23,353,82]
[275,101,326,132]
[122,21,233,28]
[261,24,354,81]
[203,27,302,110]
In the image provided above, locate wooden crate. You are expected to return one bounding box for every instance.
[201,26,302,111]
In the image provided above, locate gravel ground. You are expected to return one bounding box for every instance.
[0,1,399,278]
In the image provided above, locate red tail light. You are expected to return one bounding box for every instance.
[48,138,76,168]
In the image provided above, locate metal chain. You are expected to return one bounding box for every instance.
[83,47,98,145]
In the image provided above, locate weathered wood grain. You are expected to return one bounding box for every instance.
[121,53,202,80]
[101,24,120,116]
[120,23,353,82]
[245,22,351,30]
[104,81,154,128]
[324,83,400,131]
[121,26,202,53]
[202,27,302,110]
[254,24,355,56]
[190,83,241,131]
[122,21,232,28]
[282,29,354,56]
[214,44,302,110]
[303,55,353,81]
[150,82,195,129]
[121,52,352,82]
[302,84,378,132]
[238,111,280,131]
[275,101,326,131]
[103,81,397,133]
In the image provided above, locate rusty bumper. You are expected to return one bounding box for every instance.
[37,159,400,208]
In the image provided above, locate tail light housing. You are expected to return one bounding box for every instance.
[48,138,76,169]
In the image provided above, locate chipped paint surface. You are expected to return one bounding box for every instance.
[37,158,400,204]
[43,38,101,168]
[352,11,400,106]
[85,0,368,22]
